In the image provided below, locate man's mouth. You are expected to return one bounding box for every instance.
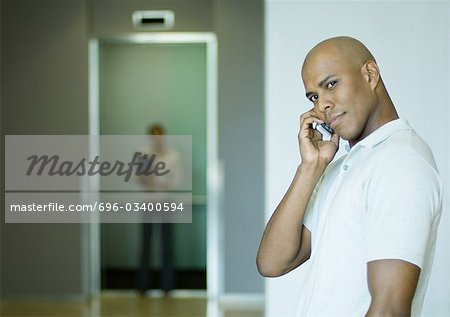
[329,112,345,129]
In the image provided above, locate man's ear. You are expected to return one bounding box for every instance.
[362,60,380,88]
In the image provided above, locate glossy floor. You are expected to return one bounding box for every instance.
[1,291,264,317]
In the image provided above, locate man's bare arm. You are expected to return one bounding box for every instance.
[256,110,339,277]
[366,259,420,317]
[256,163,324,277]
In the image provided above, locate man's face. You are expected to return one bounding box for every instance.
[302,51,375,144]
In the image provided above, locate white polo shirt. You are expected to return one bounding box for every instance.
[295,119,443,317]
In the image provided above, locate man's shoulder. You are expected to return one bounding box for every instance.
[375,128,437,170]
[367,129,442,196]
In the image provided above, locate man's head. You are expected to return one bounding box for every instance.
[301,36,397,146]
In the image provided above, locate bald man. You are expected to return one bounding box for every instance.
[257,37,442,316]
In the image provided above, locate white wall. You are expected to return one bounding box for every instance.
[265,1,449,316]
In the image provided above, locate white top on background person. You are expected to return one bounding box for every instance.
[136,124,182,192]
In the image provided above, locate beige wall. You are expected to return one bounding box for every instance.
[1,0,89,297]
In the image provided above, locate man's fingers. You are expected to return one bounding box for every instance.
[299,109,323,125]
[299,112,324,140]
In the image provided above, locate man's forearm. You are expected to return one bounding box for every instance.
[256,162,325,276]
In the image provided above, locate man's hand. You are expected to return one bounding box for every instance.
[299,109,340,167]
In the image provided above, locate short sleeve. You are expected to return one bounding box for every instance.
[303,172,327,232]
[364,150,442,269]
[303,177,323,233]
[303,158,343,233]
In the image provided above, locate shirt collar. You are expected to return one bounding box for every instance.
[345,118,411,152]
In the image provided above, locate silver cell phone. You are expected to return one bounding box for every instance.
[312,122,333,141]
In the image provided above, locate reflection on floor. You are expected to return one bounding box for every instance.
[0,291,264,317]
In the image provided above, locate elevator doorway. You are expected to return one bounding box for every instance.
[88,33,221,298]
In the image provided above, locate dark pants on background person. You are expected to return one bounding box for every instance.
[138,222,174,293]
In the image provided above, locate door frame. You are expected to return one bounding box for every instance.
[87,33,222,299]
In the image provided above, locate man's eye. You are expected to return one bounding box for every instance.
[327,81,337,89]
[309,95,318,103]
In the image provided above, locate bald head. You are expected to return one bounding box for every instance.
[300,36,398,146]
[302,36,376,78]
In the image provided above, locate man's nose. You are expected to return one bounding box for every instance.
[316,98,334,114]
